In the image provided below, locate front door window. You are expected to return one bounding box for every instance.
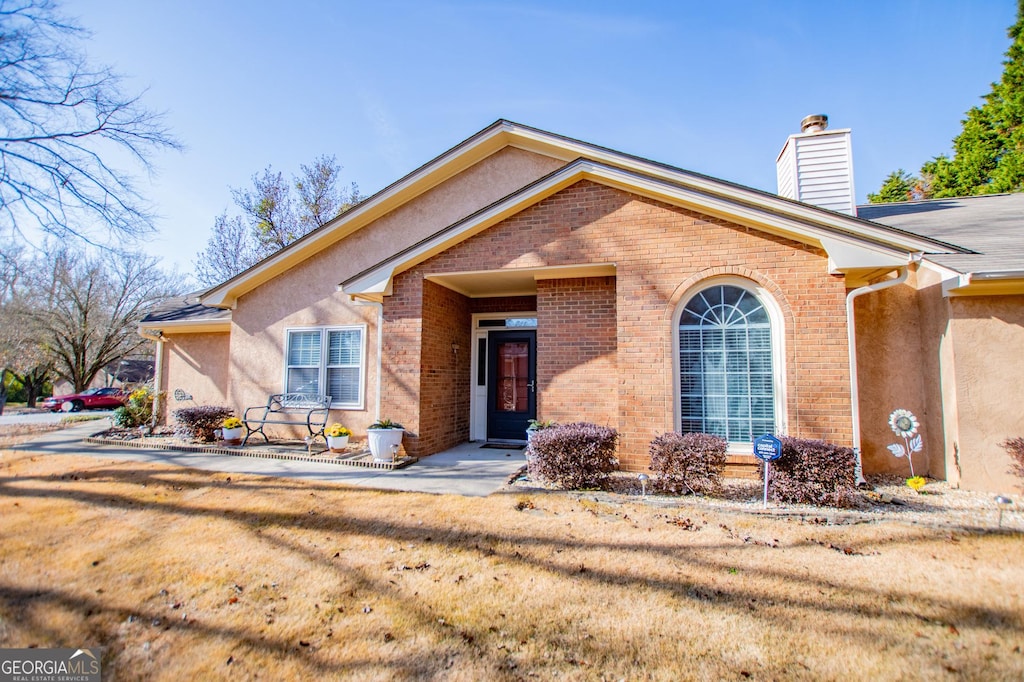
[497,341,530,412]
[487,330,537,440]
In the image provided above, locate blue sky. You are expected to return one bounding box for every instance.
[63,0,1016,276]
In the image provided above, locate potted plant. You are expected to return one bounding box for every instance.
[325,423,351,452]
[526,419,555,443]
[367,418,404,462]
[221,417,244,445]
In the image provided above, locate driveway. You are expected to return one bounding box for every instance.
[0,408,117,426]
[11,420,527,497]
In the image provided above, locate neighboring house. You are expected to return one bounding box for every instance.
[50,358,155,397]
[140,118,1024,493]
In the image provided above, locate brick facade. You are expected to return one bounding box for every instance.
[536,275,618,437]
[382,179,853,468]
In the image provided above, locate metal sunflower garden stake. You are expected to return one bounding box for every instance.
[887,408,923,477]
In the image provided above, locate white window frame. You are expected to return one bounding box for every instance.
[283,325,367,410]
[672,276,787,452]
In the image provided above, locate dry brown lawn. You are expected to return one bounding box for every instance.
[1,428,1022,681]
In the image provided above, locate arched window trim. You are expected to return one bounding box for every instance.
[672,276,788,451]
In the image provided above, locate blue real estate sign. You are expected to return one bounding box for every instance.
[753,434,782,462]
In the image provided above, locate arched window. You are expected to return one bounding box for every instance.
[678,283,777,443]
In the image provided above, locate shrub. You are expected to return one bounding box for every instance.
[173,405,234,442]
[527,422,619,490]
[649,432,728,495]
[1003,437,1024,486]
[112,387,156,428]
[767,437,858,507]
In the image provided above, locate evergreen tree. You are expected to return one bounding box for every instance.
[870,1,1024,201]
[867,170,916,204]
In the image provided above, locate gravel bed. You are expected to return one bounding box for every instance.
[508,469,1024,532]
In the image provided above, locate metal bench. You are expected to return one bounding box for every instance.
[242,393,332,449]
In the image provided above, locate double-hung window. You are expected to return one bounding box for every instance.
[285,326,365,409]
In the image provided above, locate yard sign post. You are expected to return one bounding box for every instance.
[753,434,783,508]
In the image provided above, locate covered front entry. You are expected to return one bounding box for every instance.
[486,330,537,440]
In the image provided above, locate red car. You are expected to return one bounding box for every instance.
[40,387,127,412]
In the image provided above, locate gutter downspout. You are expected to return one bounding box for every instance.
[138,328,164,429]
[845,263,912,484]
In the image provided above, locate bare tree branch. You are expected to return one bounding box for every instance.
[193,156,360,288]
[0,0,181,244]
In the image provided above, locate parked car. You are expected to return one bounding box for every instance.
[40,387,127,412]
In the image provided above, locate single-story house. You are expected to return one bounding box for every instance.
[140,117,1024,493]
[50,358,155,397]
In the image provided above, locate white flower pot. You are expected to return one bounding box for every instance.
[327,434,350,452]
[222,427,243,445]
[367,428,404,462]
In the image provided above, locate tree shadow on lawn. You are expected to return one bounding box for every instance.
[1,461,1022,679]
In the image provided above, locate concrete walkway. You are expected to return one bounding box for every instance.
[9,420,528,497]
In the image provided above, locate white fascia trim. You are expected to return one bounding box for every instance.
[139,318,231,334]
[587,164,915,263]
[206,121,956,307]
[941,270,1024,296]
[202,123,520,308]
[341,166,584,295]
[341,160,920,297]
[506,125,947,254]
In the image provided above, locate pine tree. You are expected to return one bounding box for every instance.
[870,1,1024,201]
[867,170,916,204]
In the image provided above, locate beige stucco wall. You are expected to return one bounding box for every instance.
[947,294,1024,493]
[855,265,1024,493]
[855,268,946,479]
[214,146,564,438]
[160,332,230,422]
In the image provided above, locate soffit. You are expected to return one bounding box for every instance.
[425,264,616,298]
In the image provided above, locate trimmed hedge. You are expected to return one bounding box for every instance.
[173,405,234,443]
[767,436,858,507]
[528,422,619,490]
[649,432,728,495]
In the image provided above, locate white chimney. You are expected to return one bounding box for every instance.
[776,114,856,216]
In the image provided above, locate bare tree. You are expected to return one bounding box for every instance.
[0,0,180,244]
[193,213,262,288]
[296,155,361,231]
[0,240,51,412]
[193,155,359,287]
[30,247,177,391]
[231,167,295,250]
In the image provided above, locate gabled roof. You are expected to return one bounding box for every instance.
[341,156,968,299]
[859,193,1024,276]
[199,120,966,309]
[139,292,231,333]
